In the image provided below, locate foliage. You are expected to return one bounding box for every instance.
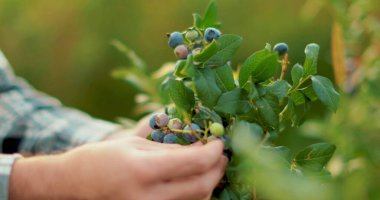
[299,0,380,199]
[115,1,340,199]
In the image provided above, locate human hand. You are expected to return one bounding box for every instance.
[10,136,227,200]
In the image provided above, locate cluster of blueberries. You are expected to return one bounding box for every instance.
[168,27,289,60]
[149,108,225,144]
[167,27,221,59]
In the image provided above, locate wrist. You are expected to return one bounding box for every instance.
[9,154,68,200]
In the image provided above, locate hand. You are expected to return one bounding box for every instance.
[10,136,227,200]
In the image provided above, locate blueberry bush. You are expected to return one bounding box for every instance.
[116,0,341,199]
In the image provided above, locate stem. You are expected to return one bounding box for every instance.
[287,75,311,95]
[279,54,289,80]
[279,104,289,118]
[170,128,206,143]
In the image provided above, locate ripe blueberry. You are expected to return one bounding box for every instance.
[185,30,199,41]
[149,114,159,129]
[273,43,289,57]
[174,45,189,59]
[168,32,183,49]
[156,113,169,128]
[151,130,165,143]
[163,133,178,144]
[204,27,221,42]
[183,123,202,143]
[210,122,224,136]
[168,118,183,130]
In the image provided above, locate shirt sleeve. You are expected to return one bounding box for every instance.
[0,154,21,200]
[0,50,123,154]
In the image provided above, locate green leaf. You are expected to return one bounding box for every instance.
[146,133,152,141]
[232,121,262,153]
[214,64,236,92]
[289,91,305,105]
[220,188,239,200]
[234,120,263,139]
[256,94,280,128]
[168,79,195,112]
[173,60,186,78]
[204,34,242,67]
[193,68,222,108]
[192,106,223,127]
[261,146,291,165]
[295,143,336,171]
[214,88,252,115]
[311,75,340,112]
[242,77,260,100]
[239,48,279,85]
[291,63,304,85]
[173,55,195,78]
[303,43,320,76]
[193,40,218,62]
[193,13,202,28]
[266,80,291,99]
[200,0,220,28]
[301,85,318,101]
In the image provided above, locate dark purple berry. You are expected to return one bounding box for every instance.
[163,133,178,144]
[151,130,165,143]
[273,43,289,57]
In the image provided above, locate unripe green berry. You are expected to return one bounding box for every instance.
[167,106,177,115]
[168,118,183,130]
[210,123,224,136]
[185,30,199,41]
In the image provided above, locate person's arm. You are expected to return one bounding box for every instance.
[9,137,227,200]
[0,50,124,199]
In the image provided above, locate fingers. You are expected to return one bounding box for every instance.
[148,140,224,179]
[154,156,228,200]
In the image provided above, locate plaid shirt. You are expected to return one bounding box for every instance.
[0,50,121,199]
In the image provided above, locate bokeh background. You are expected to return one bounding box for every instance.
[0,0,334,121]
[1,0,380,199]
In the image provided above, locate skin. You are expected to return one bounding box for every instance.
[9,115,227,200]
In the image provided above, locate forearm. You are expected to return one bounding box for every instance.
[9,155,74,200]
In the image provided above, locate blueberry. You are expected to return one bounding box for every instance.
[168,32,183,49]
[204,28,221,42]
[163,133,178,144]
[151,130,165,143]
[149,114,159,129]
[210,122,224,136]
[184,123,202,133]
[174,45,189,59]
[156,113,169,128]
[185,30,199,41]
[183,123,202,143]
[168,118,183,130]
[193,37,203,48]
[167,106,177,115]
[273,43,289,57]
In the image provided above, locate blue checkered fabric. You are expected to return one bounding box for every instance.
[0,50,121,199]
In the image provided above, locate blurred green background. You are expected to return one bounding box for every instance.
[0,0,334,121]
[1,0,380,199]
